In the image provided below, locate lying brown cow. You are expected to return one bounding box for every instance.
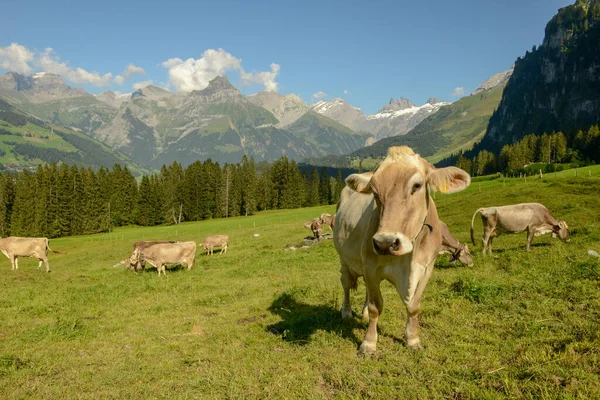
[334,146,470,354]
[439,221,473,266]
[0,237,64,272]
[201,235,228,255]
[470,202,569,254]
[129,241,196,275]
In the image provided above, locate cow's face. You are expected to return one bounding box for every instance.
[458,244,474,266]
[346,146,470,256]
[129,249,143,271]
[553,221,569,241]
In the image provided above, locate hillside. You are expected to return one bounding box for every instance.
[0,99,147,174]
[311,96,449,142]
[0,74,367,167]
[474,0,600,154]
[350,85,505,163]
[1,167,599,398]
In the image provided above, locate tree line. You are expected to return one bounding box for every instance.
[452,125,600,176]
[0,155,346,238]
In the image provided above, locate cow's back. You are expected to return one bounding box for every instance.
[203,235,228,247]
[495,203,548,232]
[0,237,47,255]
[145,241,196,263]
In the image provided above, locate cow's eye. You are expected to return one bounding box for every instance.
[411,183,422,194]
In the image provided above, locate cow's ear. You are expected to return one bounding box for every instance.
[346,173,372,194]
[428,167,471,193]
[558,221,568,229]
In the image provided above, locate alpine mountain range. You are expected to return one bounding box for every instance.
[0,69,510,170]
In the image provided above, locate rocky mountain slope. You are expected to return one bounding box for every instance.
[473,0,600,154]
[311,96,449,143]
[0,74,367,168]
[472,68,513,95]
[303,69,510,168]
[0,98,147,173]
[350,84,506,163]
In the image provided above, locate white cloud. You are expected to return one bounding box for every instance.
[311,91,328,102]
[133,80,153,90]
[0,43,35,74]
[113,75,125,85]
[38,48,113,86]
[161,48,280,92]
[452,87,465,97]
[240,63,280,92]
[343,89,349,95]
[123,63,146,78]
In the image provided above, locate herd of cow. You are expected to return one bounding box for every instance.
[1,146,570,355]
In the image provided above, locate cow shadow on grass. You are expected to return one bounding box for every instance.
[266,292,361,346]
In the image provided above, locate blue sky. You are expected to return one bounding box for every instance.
[1,0,573,114]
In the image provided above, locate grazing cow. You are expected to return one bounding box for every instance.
[128,241,196,276]
[439,221,473,266]
[310,218,323,239]
[320,213,335,230]
[334,146,470,354]
[303,217,325,239]
[128,241,175,271]
[201,235,228,255]
[0,237,64,272]
[470,203,569,254]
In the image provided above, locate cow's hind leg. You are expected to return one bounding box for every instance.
[340,262,357,320]
[482,227,493,255]
[37,260,43,269]
[43,257,50,273]
[10,256,16,271]
[526,228,535,252]
[15,257,19,270]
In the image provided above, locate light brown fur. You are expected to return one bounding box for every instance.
[333,146,471,354]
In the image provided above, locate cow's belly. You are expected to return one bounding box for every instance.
[496,219,528,234]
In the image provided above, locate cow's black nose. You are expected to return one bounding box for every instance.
[373,236,400,254]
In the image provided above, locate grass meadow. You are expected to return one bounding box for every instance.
[1,165,600,398]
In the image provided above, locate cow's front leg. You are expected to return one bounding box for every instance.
[359,270,383,355]
[362,288,369,321]
[10,256,16,270]
[405,262,434,349]
[339,262,354,319]
[15,257,19,270]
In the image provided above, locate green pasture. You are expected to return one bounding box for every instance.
[1,165,600,398]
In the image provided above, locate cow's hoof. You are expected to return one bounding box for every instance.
[341,309,353,320]
[358,341,377,356]
[407,340,423,350]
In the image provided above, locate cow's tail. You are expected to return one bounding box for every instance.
[47,241,67,255]
[470,209,483,246]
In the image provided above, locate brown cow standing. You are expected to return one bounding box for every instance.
[334,146,470,354]
[439,221,473,266]
[470,203,569,254]
[201,235,229,255]
[0,237,64,272]
[128,241,196,276]
[320,213,335,230]
[128,241,175,271]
